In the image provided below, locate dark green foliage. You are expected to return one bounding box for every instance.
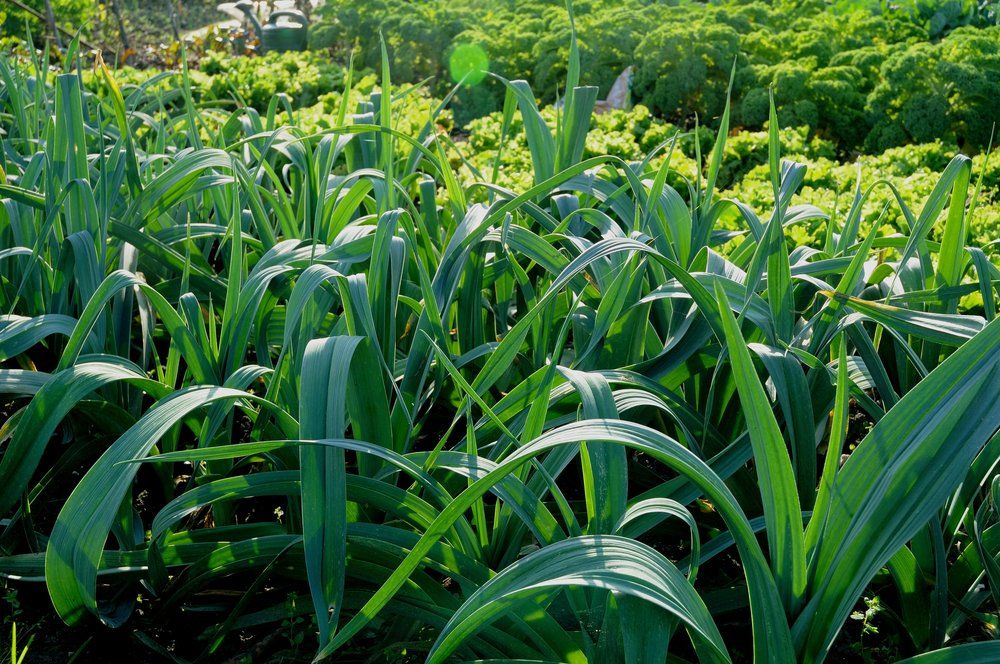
[631,15,742,121]
[866,26,1000,151]
[312,0,1000,154]
[910,0,1000,38]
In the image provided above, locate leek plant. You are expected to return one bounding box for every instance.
[0,34,998,664]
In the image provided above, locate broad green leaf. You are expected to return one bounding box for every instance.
[795,317,1000,661]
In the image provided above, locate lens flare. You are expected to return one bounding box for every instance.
[449,43,489,86]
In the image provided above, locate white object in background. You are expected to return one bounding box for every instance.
[594,66,634,114]
[553,66,634,114]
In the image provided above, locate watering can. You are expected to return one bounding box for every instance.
[233,1,309,52]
